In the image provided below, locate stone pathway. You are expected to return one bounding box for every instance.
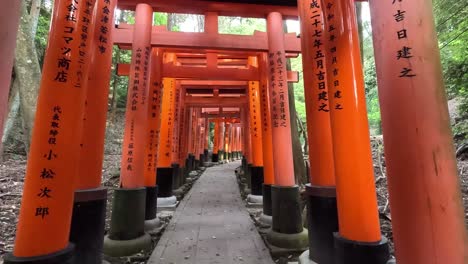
[148,161,274,264]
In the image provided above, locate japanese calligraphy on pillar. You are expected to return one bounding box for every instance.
[54,0,81,84]
[131,48,142,112]
[324,0,344,110]
[250,82,260,138]
[268,51,288,127]
[309,0,330,112]
[260,80,269,132]
[97,0,111,54]
[166,79,174,159]
[34,0,95,220]
[172,83,180,156]
[74,0,94,88]
[36,106,63,218]
[146,79,161,173]
[392,0,416,78]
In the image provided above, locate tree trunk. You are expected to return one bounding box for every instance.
[1,77,20,160]
[29,0,42,37]
[283,22,307,185]
[167,13,176,31]
[14,2,41,153]
[109,48,120,121]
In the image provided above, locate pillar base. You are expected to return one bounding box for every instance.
[104,188,150,257]
[271,185,303,234]
[305,184,339,264]
[261,184,273,227]
[70,187,107,264]
[3,244,74,264]
[334,234,390,264]
[145,186,158,221]
[157,195,178,210]
[144,217,162,234]
[212,153,219,162]
[298,250,318,264]
[171,163,181,189]
[266,228,308,251]
[250,166,264,195]
[267,185,308,251]
[246,194,263,207]
[103,233,152,257]
[156,167,173,197]
[259,213,273,227]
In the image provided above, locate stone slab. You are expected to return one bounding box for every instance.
[148,161,274,264]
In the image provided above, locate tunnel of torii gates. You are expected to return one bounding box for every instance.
[0,0,467,264]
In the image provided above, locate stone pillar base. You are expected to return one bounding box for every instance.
[157,195,178,210]
[103,188,150,257]
[70,187,107,264]
[212,153,219,162]
[305,184,339,264]
[334,234,390,264]
[247,194,263,207]
[267,185,308,252]
[250,166,264,195]
[156,167,173,197]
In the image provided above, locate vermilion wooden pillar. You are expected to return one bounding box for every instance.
[104,3,153,257]
[0,0,21,150]
[248,79,265,197]
[297,0,338,262]
[258,53,275,226]
[142,48,163,231]
[265,11,308,252]
[70,0,117,263]
[170,81,182,189]
[5,0,96,262]
[156,77,176,199]
[322,0,389,262]
[144,48,162,187]
[177,84,187,177]
[370,1,468,263]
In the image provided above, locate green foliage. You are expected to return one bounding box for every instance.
[433,0,468,139]
[35,2,52,67]
[154,12,168,26]
[218,16,266,35]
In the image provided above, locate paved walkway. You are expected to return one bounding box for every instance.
[148,161,274,264]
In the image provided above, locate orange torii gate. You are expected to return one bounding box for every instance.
[1,0,466,264]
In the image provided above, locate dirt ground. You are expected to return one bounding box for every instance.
[0,137,467,261]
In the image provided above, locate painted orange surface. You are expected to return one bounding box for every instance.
[77,0,117,190]
[266,12,295,187]
[144,48,163,186]
[177,85,188,165]
[370,0,468,262]
[259,54,275,185]
[14,0,97,257]
[297,0,335,187]
[248,81,264,166]
[119,4,152,188]
[171,81,182,164]
[157,78,176,168]
[323,0,381,242]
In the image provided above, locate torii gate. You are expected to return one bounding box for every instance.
[1,1,466,264]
